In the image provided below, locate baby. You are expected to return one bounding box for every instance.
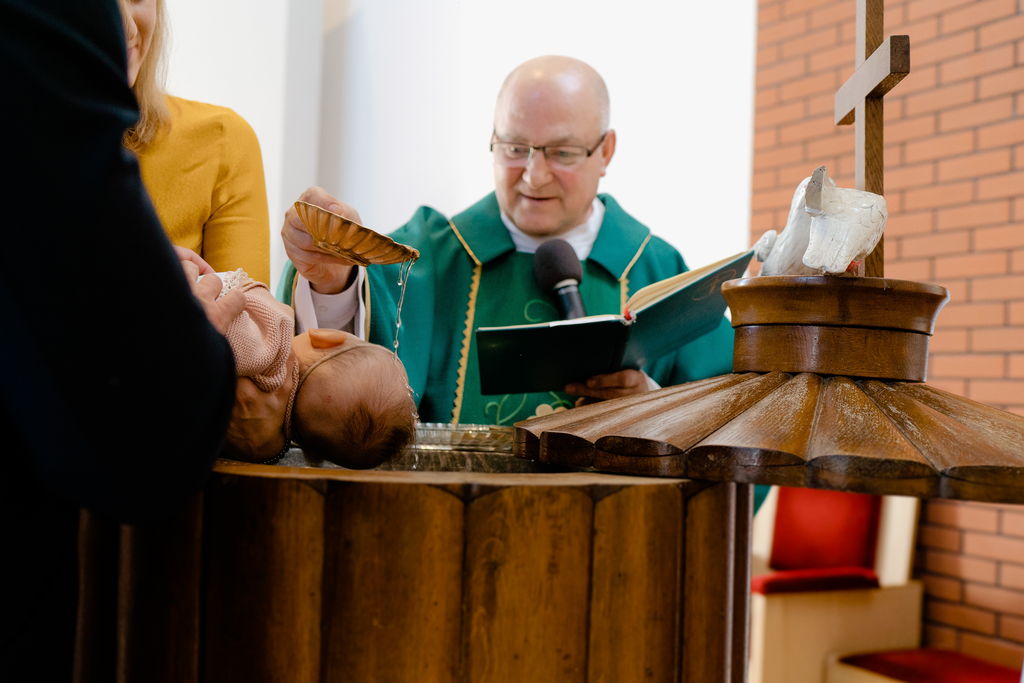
[215,269,416,468]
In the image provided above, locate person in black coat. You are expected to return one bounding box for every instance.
[0,0,240,678]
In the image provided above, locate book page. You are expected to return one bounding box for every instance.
[626,250,753,313]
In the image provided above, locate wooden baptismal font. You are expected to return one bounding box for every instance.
[75,429,753,683]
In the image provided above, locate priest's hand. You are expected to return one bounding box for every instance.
[283,186,362,294]
[565,369,659,401]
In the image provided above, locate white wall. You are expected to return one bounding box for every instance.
[163,0,323,287]
[167,0,757,289]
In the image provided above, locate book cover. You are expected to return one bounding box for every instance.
[476,249,754,394]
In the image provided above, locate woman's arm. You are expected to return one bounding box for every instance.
[203,111,271,284]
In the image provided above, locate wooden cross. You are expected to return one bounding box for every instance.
[834,0,910,277]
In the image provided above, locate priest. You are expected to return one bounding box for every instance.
[278,56,734,424]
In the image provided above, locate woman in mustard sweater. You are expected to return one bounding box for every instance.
[121,0,270,284]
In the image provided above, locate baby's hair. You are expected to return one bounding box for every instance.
[291,343,415,469]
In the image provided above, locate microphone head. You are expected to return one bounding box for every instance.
[533,239,583,291]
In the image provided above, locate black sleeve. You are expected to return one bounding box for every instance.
[0,0,237,521]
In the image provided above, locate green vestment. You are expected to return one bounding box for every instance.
[279,193,735,425]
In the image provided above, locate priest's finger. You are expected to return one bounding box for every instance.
[564,369,654,400]
[283,213,359,267]
[297,185,364,224]
[588,369,648,389]
[565,384,643,400]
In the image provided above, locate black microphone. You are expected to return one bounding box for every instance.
[533,239,587,319]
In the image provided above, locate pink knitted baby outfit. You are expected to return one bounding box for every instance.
[218,270,294,392]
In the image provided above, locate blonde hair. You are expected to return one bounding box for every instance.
[122,0,170,151]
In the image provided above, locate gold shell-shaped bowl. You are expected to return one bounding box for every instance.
[294,201,420,266]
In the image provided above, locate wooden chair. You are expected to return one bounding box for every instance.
[748,487,923,683]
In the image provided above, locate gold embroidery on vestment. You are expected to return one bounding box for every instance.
[620,233,652,311]
[448,219,483,424]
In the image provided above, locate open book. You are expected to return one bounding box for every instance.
[475,249,753,395]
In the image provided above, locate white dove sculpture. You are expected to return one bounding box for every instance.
[753,166,832,276]
[754,165,887,276]
[802,166,887,274]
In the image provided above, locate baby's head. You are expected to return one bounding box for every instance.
[288,329,416,469]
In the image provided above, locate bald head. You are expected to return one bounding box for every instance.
[491,55,616,237]
[495,55,610,134]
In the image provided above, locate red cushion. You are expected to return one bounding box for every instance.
[751,566,880,594]
[770,487,882,571]
[840,648,1020,683]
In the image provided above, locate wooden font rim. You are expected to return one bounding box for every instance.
[722,276,949,333]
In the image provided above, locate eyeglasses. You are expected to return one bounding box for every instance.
[489,132,607,169]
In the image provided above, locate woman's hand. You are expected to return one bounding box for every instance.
[282,186,362,294]
[180,261,245,334]
[173,245,215,275]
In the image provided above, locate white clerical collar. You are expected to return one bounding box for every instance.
[501,197,604,261]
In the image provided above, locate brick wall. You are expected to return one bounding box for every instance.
[753,0,1024,670]
[917,501,1024,668]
